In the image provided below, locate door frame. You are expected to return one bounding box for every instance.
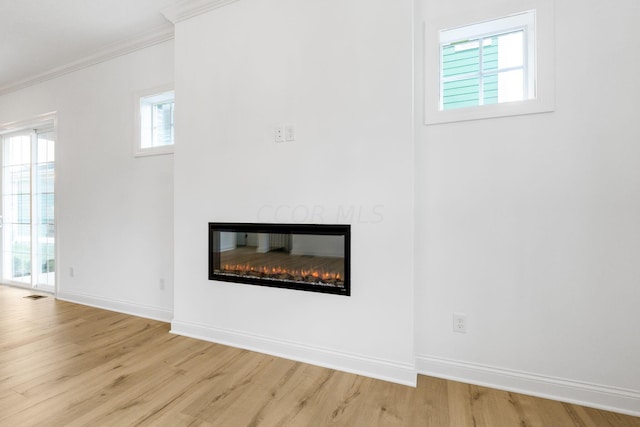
[0,112,57,294]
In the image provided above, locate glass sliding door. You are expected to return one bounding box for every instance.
[2,132,32,285]
[34,131,55,288]
[1,128,55,291]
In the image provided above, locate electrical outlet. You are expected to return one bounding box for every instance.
[69,267,75,278]
[453,312,467,333]
[159,278,165,290]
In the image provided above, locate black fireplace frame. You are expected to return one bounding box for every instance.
[209,222,351,296]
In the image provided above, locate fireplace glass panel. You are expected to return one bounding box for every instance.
[209,223,350,295]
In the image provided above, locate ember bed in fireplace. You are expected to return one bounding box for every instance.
[209,223,350,296]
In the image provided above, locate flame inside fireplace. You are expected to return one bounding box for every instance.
[218,264,344,287]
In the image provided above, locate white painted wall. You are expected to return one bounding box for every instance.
[415,0,640,414]
[0,41,175,321]
[0,0,636,415]
[172,0,415,384]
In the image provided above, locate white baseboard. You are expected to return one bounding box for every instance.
[417,354,640,417]
[171,319,417,387]
[56,290,173,323]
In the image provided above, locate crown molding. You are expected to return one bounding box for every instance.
[0,26,175,97]
[161,0,240,24]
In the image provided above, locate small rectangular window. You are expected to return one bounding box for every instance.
[135,85,174,156]
[439,11,535,111]
[423,2,555,125]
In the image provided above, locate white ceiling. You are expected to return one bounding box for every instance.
[0,0,182,93]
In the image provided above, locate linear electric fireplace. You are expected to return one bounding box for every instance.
[209,223,350,296]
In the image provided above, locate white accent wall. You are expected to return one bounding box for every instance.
[0,41,175,321]
[415,0,640,415]
[171,0,416,385]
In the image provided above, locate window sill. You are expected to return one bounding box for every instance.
[134,146,174,157]
[425,97,554,125]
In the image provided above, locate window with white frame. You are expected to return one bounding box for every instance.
[135,86,174,156]
[424,3,555,124]
[440,11,535,110]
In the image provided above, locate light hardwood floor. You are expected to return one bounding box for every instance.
[1,285,638,426]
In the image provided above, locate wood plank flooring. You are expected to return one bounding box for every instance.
[1,285,638,426]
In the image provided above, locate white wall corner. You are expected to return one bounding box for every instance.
[161,0,241,24]
[416,354,640,417]
[171,319,418,387]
